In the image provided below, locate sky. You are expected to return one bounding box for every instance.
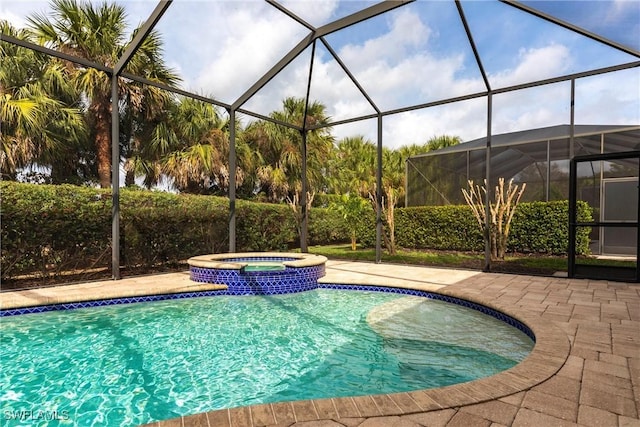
[2,0,639,149]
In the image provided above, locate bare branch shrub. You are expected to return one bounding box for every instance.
[462,178,526,260]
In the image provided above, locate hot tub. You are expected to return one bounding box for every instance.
[187,252,327,295]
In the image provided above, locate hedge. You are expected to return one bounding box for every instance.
[1,182,591,283]
[357,201,592,255]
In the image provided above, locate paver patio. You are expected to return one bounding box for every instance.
[1,260,638,427]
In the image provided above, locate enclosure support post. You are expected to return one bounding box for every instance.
[483,94,492,272]
[228,108,237,253]
[111,75,121,279]
[568,158,577,278]
[376,114,383,264]
[300,130,309,252]
[570,79,575,159]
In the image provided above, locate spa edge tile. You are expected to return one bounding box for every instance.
[369,394,402,415]
[404,391,443,411]
[181,412,210,427]
[157,417,183,427]
[350,396,382,417]
[422,386,477,408]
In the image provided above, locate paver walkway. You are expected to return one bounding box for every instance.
[2,260,638,427]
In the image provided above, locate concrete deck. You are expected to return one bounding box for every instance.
[1,260,638,427]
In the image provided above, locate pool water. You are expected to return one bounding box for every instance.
[0,290,533,426]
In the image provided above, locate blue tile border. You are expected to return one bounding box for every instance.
[0,290,229,317]
[189,263,325,295]
[0,282,535,342]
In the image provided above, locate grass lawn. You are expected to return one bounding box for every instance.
[308,245,636,276]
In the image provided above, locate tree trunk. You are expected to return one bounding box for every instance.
[125,168,135,187]
[351,231,357,251]
[91,100,112,188]
[490,227,498,261]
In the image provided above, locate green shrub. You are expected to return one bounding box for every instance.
[396,206,483,251]
[393,201,591,255]
[508,200,592,255]
[1,183,112,280]
[0,182,592,284]
[0,182,350,282]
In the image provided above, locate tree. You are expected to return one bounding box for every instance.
[327,136,376,197]
[161,98,228,194]
[28,0,179,187]
[0,20,87,181]
[247,97,334,202]
[329,193,369,250]
[462,178,526,260]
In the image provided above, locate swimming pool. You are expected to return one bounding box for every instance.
[0,289,534,426]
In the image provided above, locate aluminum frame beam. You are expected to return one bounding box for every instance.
[114,1,172,75]
[455,0,490,91]
[231,0,414,111]
[307,60,640,131]
[0,34,112,74]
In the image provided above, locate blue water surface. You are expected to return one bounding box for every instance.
[0,290,533,426]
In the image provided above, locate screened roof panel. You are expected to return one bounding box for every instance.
[575,68,640,126]
[520,0,640,52]
[1,0,638,149]
[240,45,313,118]
[461,0,639,89]
[2,0,160,62]
[278,0,379,28]
[322,1,487,111]
[492,81,571,135]
[415,125,640,157]
[150,0,309,105]
[307,42,378,123]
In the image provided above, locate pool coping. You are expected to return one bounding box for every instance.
[0,270,570,426]
[187,252,328,269]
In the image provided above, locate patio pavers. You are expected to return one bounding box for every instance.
[1,260,638,427]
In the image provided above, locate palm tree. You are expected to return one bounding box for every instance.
[28,0,179,187]
[327,135,376,197]
[248,97,334,202]
[0,20,86,181]
[161,97,255,195]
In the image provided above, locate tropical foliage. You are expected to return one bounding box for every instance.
[26,0,180,187]
[1,1,464,257]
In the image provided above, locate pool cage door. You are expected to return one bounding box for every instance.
[569,151,640,282]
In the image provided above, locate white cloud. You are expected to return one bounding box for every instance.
[187,4,309,104]
[0,1,49,29]
[279,0,339,26]
[490,44,572,88]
